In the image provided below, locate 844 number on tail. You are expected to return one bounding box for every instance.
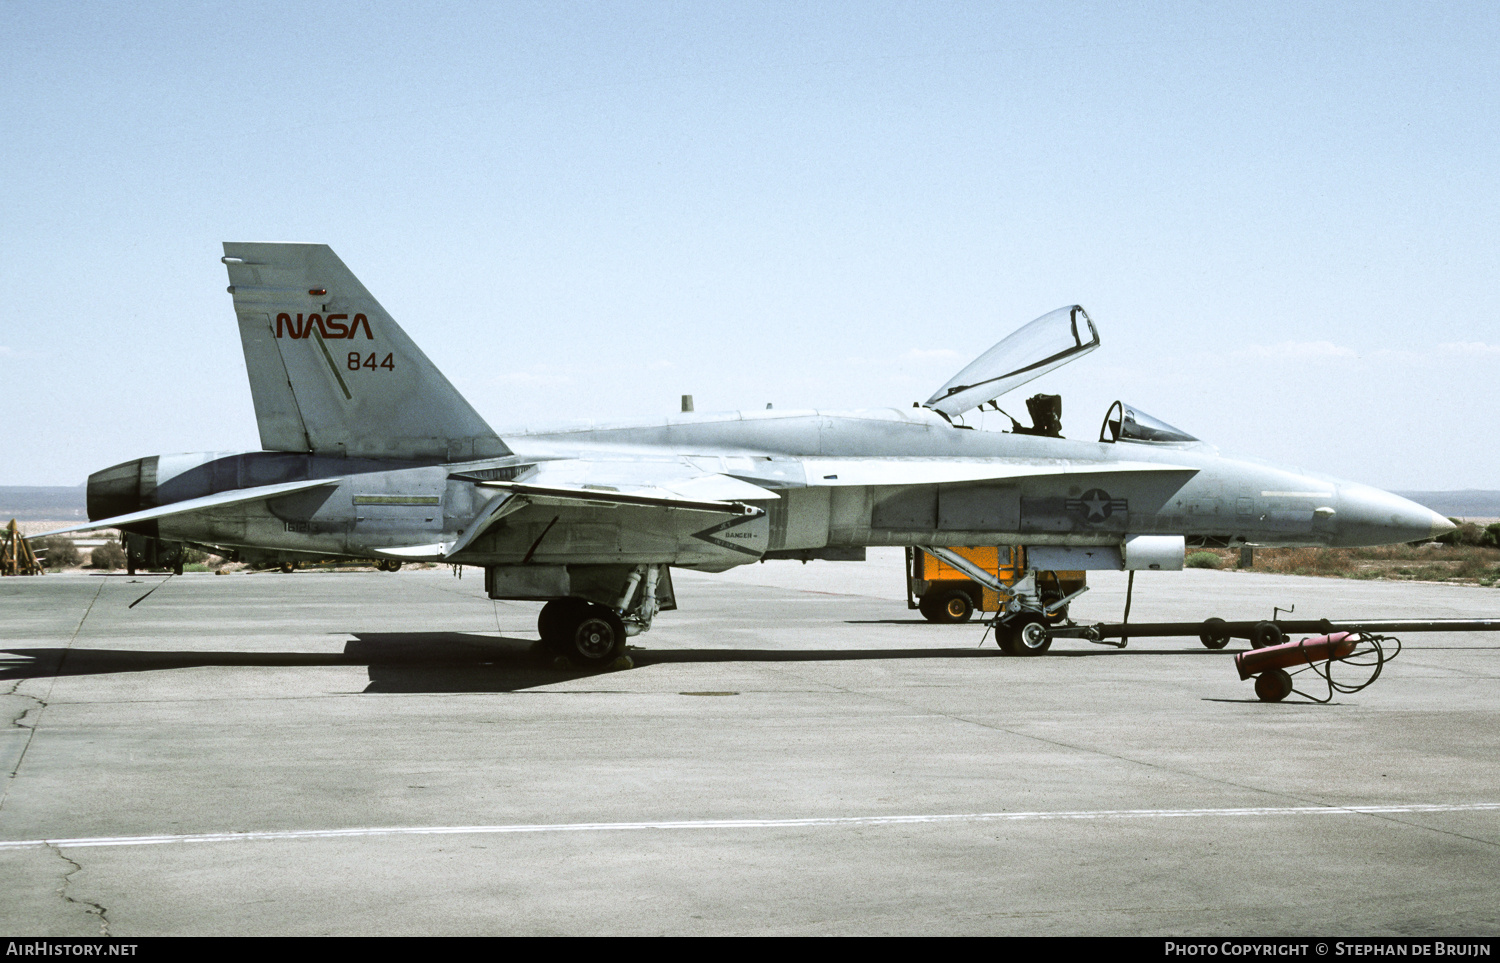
[348,353,395,371]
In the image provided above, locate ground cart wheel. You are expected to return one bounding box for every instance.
[936,589,975,623]
[919,588,974,624]
[1254,668,1294,702]
[1199,617,1231,649]
[1251,621,1284,649]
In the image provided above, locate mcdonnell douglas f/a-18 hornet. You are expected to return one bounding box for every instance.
[43,243,1454,662]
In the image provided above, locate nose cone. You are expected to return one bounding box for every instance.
[1332,483,1456,547]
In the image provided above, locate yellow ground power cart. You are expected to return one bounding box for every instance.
[905,546,1086,624]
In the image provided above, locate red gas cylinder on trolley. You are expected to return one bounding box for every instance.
[1236,632,1359,702]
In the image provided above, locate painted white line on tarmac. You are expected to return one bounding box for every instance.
[3,802,1495,852]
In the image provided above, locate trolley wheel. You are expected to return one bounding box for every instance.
[1254,668,1294,702]
[919,588,974,624]
[1002,615,1051,656]
[937,589,975,623]
[1199,617,1231,650]
[1251,621,1284,649]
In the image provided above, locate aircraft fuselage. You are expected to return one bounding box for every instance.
[89,405,1446,570]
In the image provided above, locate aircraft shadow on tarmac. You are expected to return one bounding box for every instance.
[0,632,1239,694]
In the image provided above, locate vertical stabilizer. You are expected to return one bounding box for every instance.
[222,242,509,461]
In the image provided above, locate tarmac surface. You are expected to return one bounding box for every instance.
[1,549,1498,936]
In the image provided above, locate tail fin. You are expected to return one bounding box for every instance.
[222,242,509,462]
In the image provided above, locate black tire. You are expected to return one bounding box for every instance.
[1199,617,1231,650]
[1251,621,1284,649]
[1254,668,1293,702]
[1002,615,1051,656]
[928,588,974,624]
[279,561,295,573]
[538,597,591,645]
[564,604,626,663]
[172,559,184,576]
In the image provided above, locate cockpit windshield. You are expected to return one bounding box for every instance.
[1099,401,1198,444]
[925,305,1100,419]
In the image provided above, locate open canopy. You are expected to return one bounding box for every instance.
[924,305,1100,419]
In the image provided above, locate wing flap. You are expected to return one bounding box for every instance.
[474,479,765,516]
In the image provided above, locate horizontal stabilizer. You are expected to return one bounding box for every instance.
[33,478,341,538]
[372,543,450,559]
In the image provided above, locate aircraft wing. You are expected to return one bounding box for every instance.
[31,478,342,538]
[373,470,778,561]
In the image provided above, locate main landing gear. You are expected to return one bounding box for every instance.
[537,598,626,663]
[535,563,670,667]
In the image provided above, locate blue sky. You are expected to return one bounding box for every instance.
[3,1,1497,488]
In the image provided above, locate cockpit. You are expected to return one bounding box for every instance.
[921,304,1201,445]
[1098,401,1198,445]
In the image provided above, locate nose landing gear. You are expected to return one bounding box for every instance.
[1000,614,1052,656]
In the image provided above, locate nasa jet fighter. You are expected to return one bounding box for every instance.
[45,243,1455,662]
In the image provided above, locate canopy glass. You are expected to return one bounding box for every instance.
[925,305,1099,418]
[1098,401,1199,444]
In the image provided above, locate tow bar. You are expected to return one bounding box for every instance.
[1044,617,1500,650]
[1040,617,1500,703]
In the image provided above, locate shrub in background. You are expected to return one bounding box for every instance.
[38,537,81,569]
[88,540,125,570]
[1185,551,1221,569]
[1436,520,1488,547]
